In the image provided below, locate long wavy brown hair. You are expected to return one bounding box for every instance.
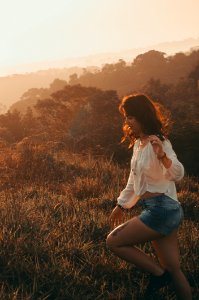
[119,93,173,149]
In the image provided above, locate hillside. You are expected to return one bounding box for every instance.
[0,66,99,112]
[1,37,199,112]
[68,49,199,96]
[8,48,199,117]
[0,149,198,299]
[1,80,198,177]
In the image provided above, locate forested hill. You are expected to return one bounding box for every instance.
[0,66,98,112]
[68,49,199,96]
[2,48,199,176]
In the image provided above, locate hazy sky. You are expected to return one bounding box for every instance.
[0,0,199,74]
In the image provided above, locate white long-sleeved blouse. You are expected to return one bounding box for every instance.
[117,137,185,209]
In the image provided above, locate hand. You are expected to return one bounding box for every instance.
[109,206,124,228]
[148,135,164,157]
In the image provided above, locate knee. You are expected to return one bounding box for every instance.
[106,233,118,251]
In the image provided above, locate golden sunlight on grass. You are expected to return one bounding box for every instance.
[0,146,198,299]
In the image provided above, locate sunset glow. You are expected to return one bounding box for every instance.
[0,0,199,75]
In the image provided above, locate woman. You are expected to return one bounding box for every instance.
[106,94,192,299]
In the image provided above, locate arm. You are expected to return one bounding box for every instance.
[117,169,135,209]
[109,142,138,225]
[116,140,139,209]
[160,139,185,182]
[109,159,135,226]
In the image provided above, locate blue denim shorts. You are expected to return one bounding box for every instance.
[137,194,184,236]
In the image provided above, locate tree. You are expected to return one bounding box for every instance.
[49,79,68,93]
[189,64,199,88]
[0,109,24,143]
[21,107,39,137]
[69,73,78,85]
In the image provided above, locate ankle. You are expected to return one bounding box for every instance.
[145,269,172,296]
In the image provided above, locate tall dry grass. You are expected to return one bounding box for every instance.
[0,146,198,299]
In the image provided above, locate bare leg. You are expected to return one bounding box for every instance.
[106,217,166,276]
[151,229,192,300]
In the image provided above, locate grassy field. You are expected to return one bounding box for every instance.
[0,149,198,299]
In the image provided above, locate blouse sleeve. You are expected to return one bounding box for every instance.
[162,139,184,182]
[116,168,135,208]
[116,141,138,209]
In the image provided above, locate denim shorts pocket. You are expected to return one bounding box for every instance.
[164,205,184,229]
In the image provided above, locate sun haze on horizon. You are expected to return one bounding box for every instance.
[0,0,199,75]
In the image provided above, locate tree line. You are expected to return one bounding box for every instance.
[0,49,198,176]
